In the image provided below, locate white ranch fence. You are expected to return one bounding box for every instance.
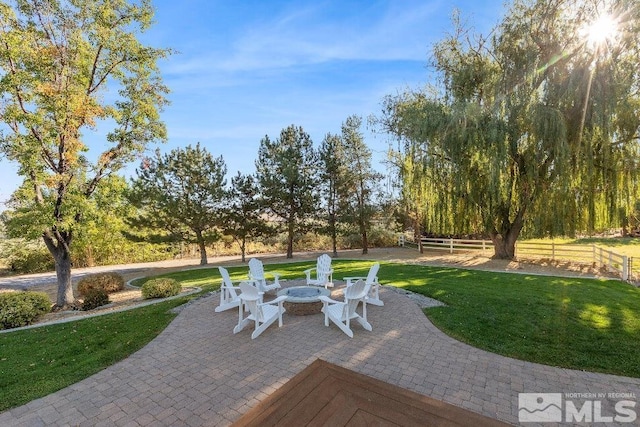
[399,235,637,282]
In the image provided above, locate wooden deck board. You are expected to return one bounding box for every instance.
[232,359,511,427]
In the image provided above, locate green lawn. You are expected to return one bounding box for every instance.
[2,259,640,413]
[0,296,191,412]
[378,262,640,377]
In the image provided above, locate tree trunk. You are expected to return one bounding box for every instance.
[241,238,246,263]
[287,219,294,259]
[490,214,525,260]
[196,231,208,265]
[329,212,338,257]
[54,251,74,308]
[43,232,75,309]
[361,218,368,255]
[414,214,423,254]
[491,234,517,259]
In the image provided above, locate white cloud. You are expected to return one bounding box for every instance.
[160,1,442,77]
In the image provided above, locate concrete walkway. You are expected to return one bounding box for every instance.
[1,283,639,426]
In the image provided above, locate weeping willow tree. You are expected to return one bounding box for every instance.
[379,0,640,259]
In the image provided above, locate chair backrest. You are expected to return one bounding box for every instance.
[343,279,367,319]
[365,263,380,284]
[248,258,265,280]
[317,254,332,279]
[317,254,331,270]
[239,282,264,321]
[218,267,238,298]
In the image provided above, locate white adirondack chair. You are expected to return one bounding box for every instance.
[319,279,372,338]
[215,267,242,312]
[233,282,287,339]
[248,258,281,293]
[344,262,383,306]
[216,267,263,313]
[304,254,334,288]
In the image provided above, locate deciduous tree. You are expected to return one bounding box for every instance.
[0,0,170,307]
[379,0,640,259]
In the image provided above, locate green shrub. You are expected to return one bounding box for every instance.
[293,232,332,251]
[141,278,182,299]
[367,227,398,247]
[77,273,125,296]
[81,288,110,311]
[7,247,55,274]
[0,291,51,329]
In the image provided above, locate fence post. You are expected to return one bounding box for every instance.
[598,246,603,267]
[622,255,629,281]
[552,241,555,261]
[398,234,404,247]
[592,245,596,266]
[482,240,486,254]
[449,238,454,254]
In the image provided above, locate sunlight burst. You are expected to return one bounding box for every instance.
[584,13,619,49]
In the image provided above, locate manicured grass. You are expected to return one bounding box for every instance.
[0,296,191,412]
[3,258,639,413]
[379,262,640,378]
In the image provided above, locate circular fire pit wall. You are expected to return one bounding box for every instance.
[277,286,331,315]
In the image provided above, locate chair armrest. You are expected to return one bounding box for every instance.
[318,295,339,305]
[343,276,365,286]
[303,268,315,280]
[267,295,288,305]
[267,272,281,281]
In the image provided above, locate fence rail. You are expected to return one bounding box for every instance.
[398,236,635,282]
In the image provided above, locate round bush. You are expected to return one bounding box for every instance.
[8,248,55,274]
[141,278,182,299]
[81,288,110,311]
[77,272,125,296]
[0,291,51,330]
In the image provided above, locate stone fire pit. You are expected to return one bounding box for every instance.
[277,286,331,315]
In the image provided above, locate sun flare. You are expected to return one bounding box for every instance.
[585,13,619,48]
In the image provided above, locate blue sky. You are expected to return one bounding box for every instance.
[0,0,505,207]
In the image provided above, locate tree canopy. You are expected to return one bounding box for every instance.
[128,143,227,265]
[222,172,269,262]
[255,125,319,258]
[0,0,169,306]
[339,115,381,255]
[318,132,347,256]
[379,0,640,258]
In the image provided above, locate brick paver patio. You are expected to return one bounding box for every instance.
[2,282,639,426]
